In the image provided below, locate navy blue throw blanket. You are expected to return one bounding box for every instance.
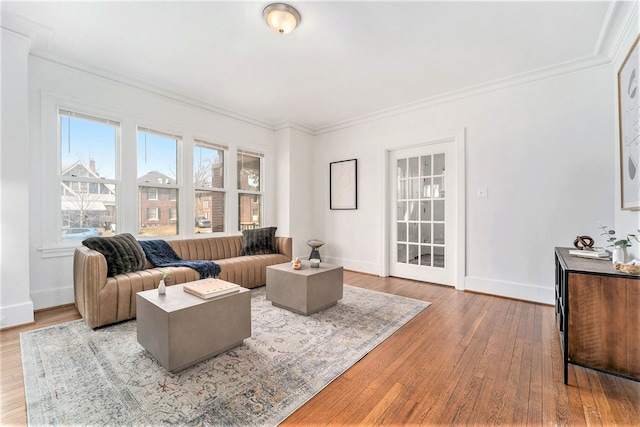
[138,240,221,279]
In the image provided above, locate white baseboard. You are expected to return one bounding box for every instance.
[0,300,35,328]
[464,276,554,305]
[30,286,75,311]
[291,258,554,305]
[323,257,381,277]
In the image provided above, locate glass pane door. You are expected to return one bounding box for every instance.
[389,142,455,287]
[396,153,446,268]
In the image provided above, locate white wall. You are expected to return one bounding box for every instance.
[287,128,317,259]
[313,65,615,304]
[274,126,317,260]
[25,57,277,311]
[0,29,35,327]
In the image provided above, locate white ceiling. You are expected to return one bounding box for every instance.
[2,1,615,131]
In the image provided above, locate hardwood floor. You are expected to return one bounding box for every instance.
[2,271,639,426]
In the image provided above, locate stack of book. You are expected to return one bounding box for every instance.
[183,279,240,299]
[568,247,610,260]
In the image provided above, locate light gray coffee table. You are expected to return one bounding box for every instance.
[266,260,343,315]
[136,281,251,373]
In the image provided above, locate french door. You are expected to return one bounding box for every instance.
[389,142,457,286]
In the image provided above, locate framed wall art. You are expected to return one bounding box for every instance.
[618,34,640,210]
[330,159,357,210]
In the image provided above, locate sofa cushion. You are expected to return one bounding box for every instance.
[240,227,277,256]
[82,233,146,277]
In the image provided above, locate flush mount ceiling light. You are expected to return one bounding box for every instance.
[263,3,301,35]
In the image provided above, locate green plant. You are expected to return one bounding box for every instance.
[598,223,640,247]
[161,269,171,280]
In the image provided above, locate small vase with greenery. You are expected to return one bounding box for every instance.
[598,224,640,264]
[158,269,171,295]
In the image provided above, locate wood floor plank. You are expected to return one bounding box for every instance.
[2,273,639,426]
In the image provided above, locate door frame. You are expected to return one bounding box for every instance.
[380,129,466,290]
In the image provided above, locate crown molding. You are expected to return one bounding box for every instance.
[10,2,635,137]
[273,120,315,135]
[28,51,276,132]
[0,11,51,50]
[314,53,611,135]
[312,1,636,135]
[595,0,639,60]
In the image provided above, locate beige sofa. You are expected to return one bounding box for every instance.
[74,235,292,328]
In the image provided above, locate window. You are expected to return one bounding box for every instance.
[237,149,263,230]
[60,109,119,242]
[147,207,159,221]
[138,128,181,237]
[194,140,226,233]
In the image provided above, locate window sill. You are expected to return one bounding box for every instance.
[37,246,77,259]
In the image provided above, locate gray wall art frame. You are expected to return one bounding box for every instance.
[330,159,357,210]
[618,34,640,210]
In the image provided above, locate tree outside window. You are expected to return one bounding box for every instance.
[194,142,226,233]
[59,110,118,241]
[138,129,180,237]
[237,150,263,230]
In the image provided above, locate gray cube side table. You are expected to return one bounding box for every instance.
[266,261,343,315]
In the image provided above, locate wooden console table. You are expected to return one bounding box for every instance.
[555,247,639,384]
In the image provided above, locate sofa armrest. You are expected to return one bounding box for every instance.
[275,237,293,260]
[74,246,108,328]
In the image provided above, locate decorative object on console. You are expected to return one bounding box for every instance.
[306,239,324,261]
[310,258,320,268]
[291,257,301,270]
[598,223,640,264]
[611,246,630,264]
[617,34,640,210]
[573,235,594,249]
[568,247,609,260]
[614,259,640,274]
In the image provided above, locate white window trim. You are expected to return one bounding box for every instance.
[192,139,228,234]
[37,93,273,256]
[52,102,121,249]
[237,148,265,230]
[194,139,227,191]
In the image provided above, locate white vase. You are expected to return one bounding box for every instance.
[611,246,629,265]
[158,279,166,295]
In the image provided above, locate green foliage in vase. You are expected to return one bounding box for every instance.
[598,223,640,247]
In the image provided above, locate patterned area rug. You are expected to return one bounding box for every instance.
[21,285,430,426]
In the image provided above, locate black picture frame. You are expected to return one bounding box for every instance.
[330,159,357,210]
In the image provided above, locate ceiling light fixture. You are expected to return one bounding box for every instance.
[263,3,301,35]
